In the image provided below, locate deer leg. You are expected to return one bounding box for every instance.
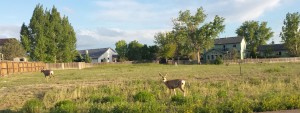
[173,89,176,95]
[179,87,185,97]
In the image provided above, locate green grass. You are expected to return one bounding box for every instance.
[0,63,300,112]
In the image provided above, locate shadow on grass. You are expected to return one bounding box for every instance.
[0,109,19,113]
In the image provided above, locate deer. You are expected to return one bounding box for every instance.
[159,72,186,97]
[41,69,54,80]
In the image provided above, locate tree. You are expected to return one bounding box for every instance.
[84,54,92,63]
[20,4,77,63]
[20,23,31,53]
[174,8,225,64]
[148,45,159,60]
[126,40,143,61]
[140,44,150,60]
[1,39,26,60]
[280,12,300,57]
[154,32,177,62]
[74,52,84,62]
[115,40,128,61]
[236,21,274,58]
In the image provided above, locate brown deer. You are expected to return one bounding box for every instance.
[41,69,54,80]
[159,73,186,96]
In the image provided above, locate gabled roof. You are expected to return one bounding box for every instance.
[214,36,244,45]
[78,48,117,59]
[257,44,288,52]
[0,38,17,46]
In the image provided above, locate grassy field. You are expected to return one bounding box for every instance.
[0,63,299,113]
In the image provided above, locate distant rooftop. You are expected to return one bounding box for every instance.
[78,48,117,59]
[214,36,244,45]
[257,44,288,51]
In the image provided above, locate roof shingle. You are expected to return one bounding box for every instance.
[214,36,244,45]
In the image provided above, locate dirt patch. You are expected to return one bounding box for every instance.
[257,109,300,113]
[0,80,113,110]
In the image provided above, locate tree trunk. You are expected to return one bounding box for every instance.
[197,51,201,64]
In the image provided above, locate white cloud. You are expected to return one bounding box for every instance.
[204,0,282,22]
[62,7,74,14]
[0,25,20,39]
[76,28,169,50]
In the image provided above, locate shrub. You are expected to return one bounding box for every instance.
[101,95,122,103]
[214,57,223,65]
[50,100,77,113]
[281,94,300,109]
[133,91,155,102]
[88,106,109,113]
[264,68,280,73]
[171,95,188,105]
[112,105,138,113]
[253,93,282,112]
[22,99,45,113]
[89,95,102,103]
[217,90,228,98]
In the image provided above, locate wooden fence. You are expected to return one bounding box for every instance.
[0,62,45,76]
[224,57,300,64]
[45,62,102,70]
[45,61,135,70]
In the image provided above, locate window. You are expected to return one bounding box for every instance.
[211,55,214,60]
[207,55,210,60]
[233,44,236,47]
[279,51,282,55]
[220,55,222,58]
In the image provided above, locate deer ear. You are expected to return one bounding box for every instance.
[159,72,163,77]
[165,73,168,77]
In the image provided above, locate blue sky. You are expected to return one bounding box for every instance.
[0,0,299,50]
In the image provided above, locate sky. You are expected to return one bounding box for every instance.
[0,0,299,50]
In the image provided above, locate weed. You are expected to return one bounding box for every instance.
[50,100,77,113]
[171,95,188,105]
[22,99,45,113]
[265,68,281,73]
[133,91,155,102]
[101,95,122,103]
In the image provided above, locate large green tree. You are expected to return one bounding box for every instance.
[280,12,300,57]
[174,8,225,64]
[236,21,274,58]
[115,40,128,61]
[126,40,143,61]
[1,39,27,60]
[154,32,177,62]
[20,4,76,63]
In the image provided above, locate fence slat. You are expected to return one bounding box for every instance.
[0,62,45,76]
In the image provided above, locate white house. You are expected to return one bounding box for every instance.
[204,36,247,61]
[78,48,118,63]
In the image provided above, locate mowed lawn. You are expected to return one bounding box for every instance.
[0,63,299,112]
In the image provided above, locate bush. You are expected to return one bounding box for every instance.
[214,57,223,65]
[50,100,77,113]
[264,68,280,73]
[101,95,122,103]
[133,91,155,102]
[112,105,138,113]
[22,99,45,113]
[171,95,188,105]
[88,106,109,113]
[253,93,282,112]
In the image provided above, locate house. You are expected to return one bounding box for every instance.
[78,48,118,63]
[257,44,289,58]
[204,36,247,61]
